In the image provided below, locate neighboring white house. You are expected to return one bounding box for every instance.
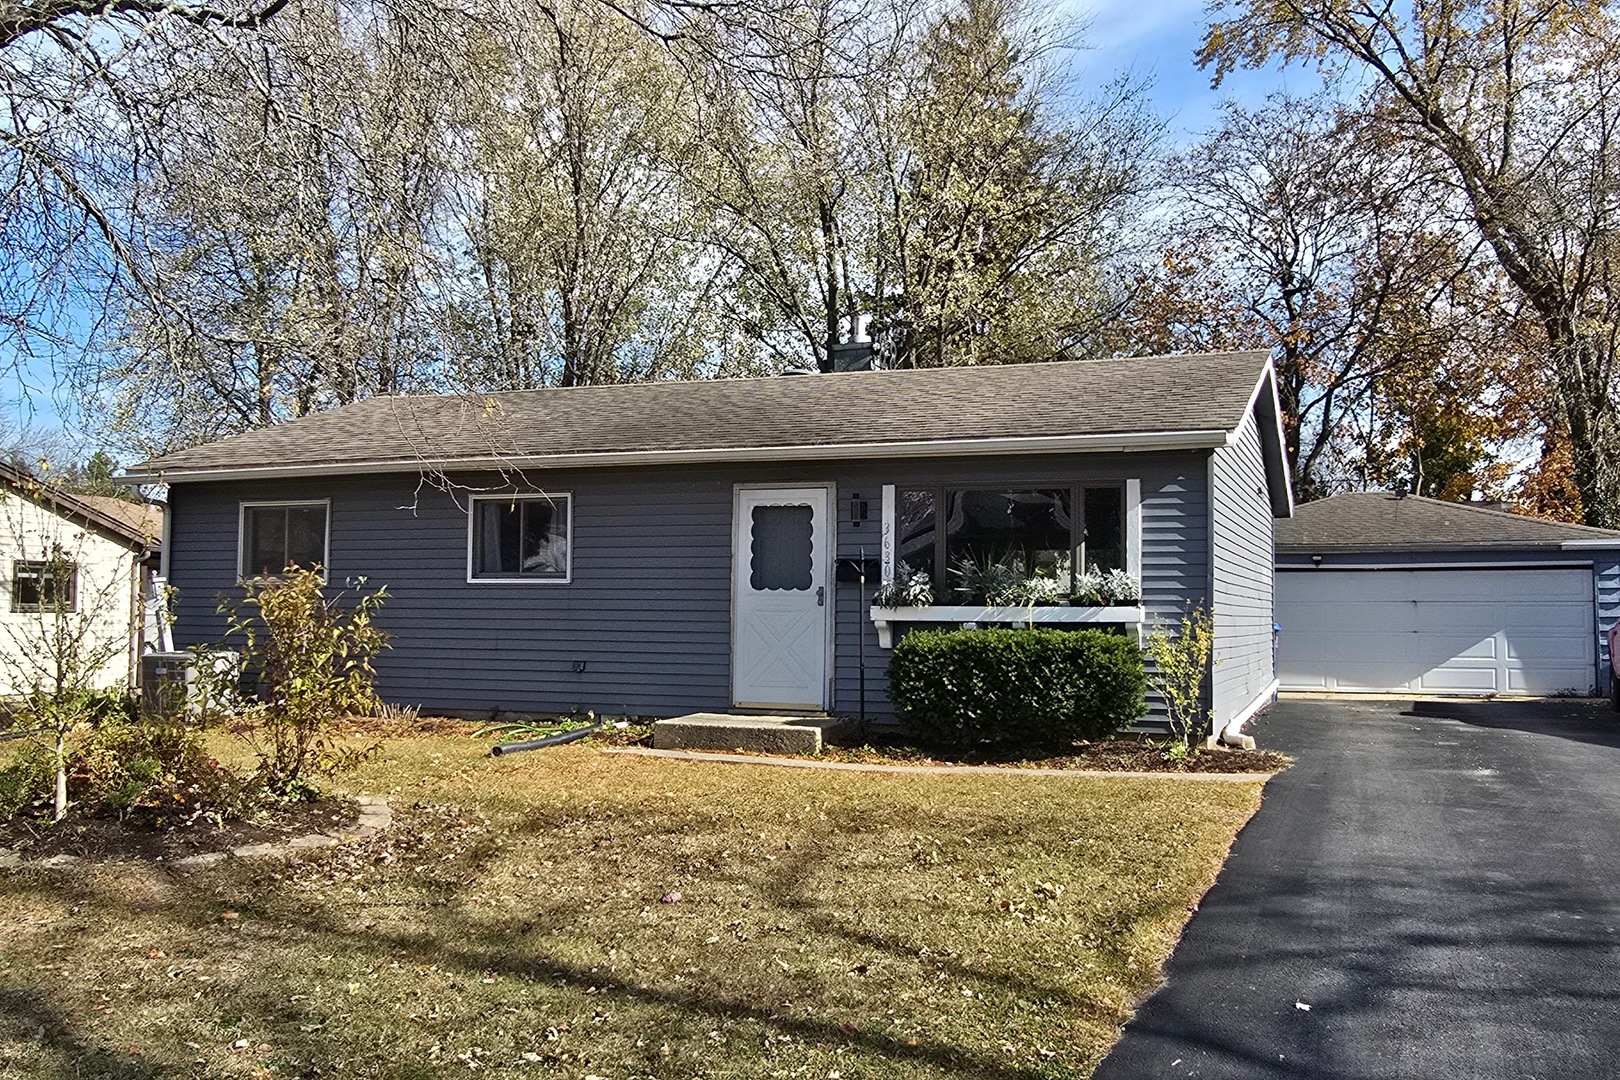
[0,462,162,699]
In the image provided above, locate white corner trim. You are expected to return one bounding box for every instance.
[159,496,172,581]
[1222,679,1279,743]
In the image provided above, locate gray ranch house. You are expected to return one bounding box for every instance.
[126,350,1293,739]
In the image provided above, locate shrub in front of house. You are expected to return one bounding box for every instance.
[888,627,1147,748]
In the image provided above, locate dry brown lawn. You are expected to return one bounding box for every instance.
[0,733,1269,1079]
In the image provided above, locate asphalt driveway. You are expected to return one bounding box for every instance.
[1094,696,1620,1080]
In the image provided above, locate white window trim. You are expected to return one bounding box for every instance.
[465,492,574,585]
[237,499,332,581]
[12,558,79,613]
[1125,478,1142,578]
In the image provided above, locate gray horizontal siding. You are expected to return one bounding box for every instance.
[169,452,1215,724]
[1209,414,1276,730]
[169,470,737,717]
[1597,554,1620,694]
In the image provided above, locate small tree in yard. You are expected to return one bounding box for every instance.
[1146,604,1215,749]
[221,567,389,798]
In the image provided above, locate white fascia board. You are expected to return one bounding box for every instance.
[1230,358,1295,516]
[121,428,1232,484]
[1562,539,1620,549]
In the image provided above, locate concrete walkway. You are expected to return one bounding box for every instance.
[1094,697,1620,1080]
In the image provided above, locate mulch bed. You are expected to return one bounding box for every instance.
[814,739,1291,773]
[575,723,1287,774]
[0,795,359,862]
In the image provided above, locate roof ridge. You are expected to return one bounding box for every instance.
[365,349,1273,405]
[1337,490,1620,537]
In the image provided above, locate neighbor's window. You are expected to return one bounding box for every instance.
[898,484,1126,592]
[470,494,571,581]
[12,559,78,613]
[240,501,329,578]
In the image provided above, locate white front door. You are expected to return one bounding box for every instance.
[732,486,832,710]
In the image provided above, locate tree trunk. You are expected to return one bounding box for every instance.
[818,197,839,373]
[1542,314,1620,528]
[53,729,67,822]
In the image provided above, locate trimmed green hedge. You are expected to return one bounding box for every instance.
[888,627,1147,747]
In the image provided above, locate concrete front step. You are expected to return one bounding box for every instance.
[652,712,853,754]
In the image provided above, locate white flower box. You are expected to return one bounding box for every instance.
[868,604,1145,649]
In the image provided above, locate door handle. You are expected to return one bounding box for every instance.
[816,586,825,607]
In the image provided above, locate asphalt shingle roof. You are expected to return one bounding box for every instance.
[74,495,164,546]
[0,461,162,549]
[1275,491,1620,552]
[128,351,1272,478]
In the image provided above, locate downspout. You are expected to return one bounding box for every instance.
[159,497,174,652]
[127,544,143,691]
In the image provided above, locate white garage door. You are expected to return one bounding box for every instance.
[1276,567,1596,695]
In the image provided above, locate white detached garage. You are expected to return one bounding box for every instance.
[1275,493,1620,697]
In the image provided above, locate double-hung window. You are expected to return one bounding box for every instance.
[468,494,571,582]
[240,501,330,578]
[12,559,77,612]
[896,484,1126,595]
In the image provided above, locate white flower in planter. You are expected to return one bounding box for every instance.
[1012,573,1066,605]
[876,565,935,608]
[1103,568,1142,604]
[1072,565,1110,606]
[1073,565,1141,605]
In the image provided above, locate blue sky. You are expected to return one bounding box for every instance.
[1076,0,1312,141]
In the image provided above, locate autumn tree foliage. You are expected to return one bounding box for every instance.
[1199,0,1620,526]
[19,0,1158,458]
[865,0,1154,367]
[1117,97,1501,501]
[9,0,1612,532]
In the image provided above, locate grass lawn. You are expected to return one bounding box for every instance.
[0,733,1269,1079]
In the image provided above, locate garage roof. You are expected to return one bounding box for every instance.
[1276,491,1620,552]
